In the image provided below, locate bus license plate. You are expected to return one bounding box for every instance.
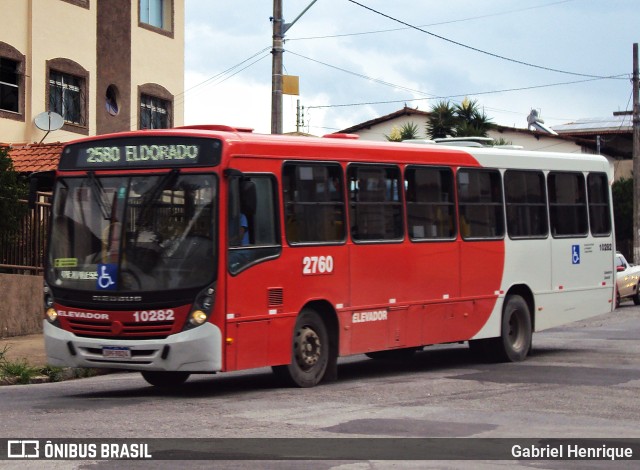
[102,346,131,359]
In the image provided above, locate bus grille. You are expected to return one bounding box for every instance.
[65,318,175,339]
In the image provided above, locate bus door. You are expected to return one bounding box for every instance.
[224,171,284,371]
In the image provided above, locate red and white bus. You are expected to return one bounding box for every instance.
[41,125,616,387]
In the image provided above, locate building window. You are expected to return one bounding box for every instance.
[0,58,19,113]
[140,94,170,129]
[139,0,173,35]
[49,71,84,125]
[60,0,90,9]
[0,42,25,122]
[46,58,89,133]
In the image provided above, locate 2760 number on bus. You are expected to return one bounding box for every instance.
[302,256,334,275]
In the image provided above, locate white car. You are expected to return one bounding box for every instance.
[615,252,640,307]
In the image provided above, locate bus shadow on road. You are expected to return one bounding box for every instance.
[71,343,576,399]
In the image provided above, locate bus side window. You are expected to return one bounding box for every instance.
[348,164,403,242]
[504,170,548,239]
[405,166,456,240]
[587,172,611,237]
[548,172,588,238]
[282,162,346,244]
[457,168,504,240]
[228,174,281,274]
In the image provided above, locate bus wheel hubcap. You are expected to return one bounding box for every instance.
[296,326,321,370]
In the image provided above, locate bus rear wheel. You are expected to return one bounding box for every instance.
[273,309,332,388]
[141,371,190,387]
[470,294,532,363]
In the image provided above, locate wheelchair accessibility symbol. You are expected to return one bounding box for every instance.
[97,264,117,290]
[572,245,581,265]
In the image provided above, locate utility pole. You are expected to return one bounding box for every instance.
[633,43,640,263]
[271,0,284,135]
[271,0,318,134]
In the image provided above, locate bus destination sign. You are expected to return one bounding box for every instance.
[59,137,221,170]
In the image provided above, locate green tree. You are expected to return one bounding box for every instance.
[0,146,28,238]
[386,122,421,142]
[612,176,633,257]
[426,98,495,139]
[426,100,457,139]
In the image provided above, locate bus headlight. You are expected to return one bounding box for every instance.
[183,283,216,331]
[189,310,208,326]
[46,308,58,322]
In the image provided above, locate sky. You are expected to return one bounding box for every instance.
[182,0,639,137]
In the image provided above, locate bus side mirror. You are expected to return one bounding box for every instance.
[617,265,625,272]
[27,171,54,208]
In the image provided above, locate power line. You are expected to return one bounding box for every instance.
[287,50,436,97]
[289,0,576,42]
[346,0,625,80]
[306,75,628,110]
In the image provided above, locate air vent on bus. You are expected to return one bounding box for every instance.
[322,133,359,139]
[268,288,284,307]
[175,124,254,133]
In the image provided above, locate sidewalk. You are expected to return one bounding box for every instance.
[0,334,48,368]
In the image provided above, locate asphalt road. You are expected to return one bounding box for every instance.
[1,303,639,469]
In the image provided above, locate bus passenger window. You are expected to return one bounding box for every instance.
[457,168,504,240]
[587,172,611,237]
[548,172,588,237]
[347,164,404,242]
[504,170,548,239]
[282,163,346,244]
[228,175,280,274]
[405,166,456,240]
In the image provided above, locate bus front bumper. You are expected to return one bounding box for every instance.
[43,321,222,372]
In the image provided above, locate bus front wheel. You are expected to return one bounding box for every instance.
[273,309,332,388]
[141,371,190,387]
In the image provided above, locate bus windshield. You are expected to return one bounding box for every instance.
[46,173,217,292]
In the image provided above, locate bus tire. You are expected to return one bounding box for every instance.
[141,371,190,387]
[470,295,532,362]
[273,309,331,388]
[494,294,532,362]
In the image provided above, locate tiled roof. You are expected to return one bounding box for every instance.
[2,142,64,173]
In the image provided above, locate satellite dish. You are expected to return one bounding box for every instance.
[527,109,558,135]
[35,111,64,131]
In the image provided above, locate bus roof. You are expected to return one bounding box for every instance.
[61,126,611,175]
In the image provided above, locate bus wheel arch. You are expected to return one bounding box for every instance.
[273,300,339,387]
[470,285,533,362]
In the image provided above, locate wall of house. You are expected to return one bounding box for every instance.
[0,274,43,337]
[130,0,185,128]
[30,1,98,142]
[0,0,29,143]
[352,115,428,142]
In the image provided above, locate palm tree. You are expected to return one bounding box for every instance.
[426,100,457,139]
[427,98,495,139]
[386,122,421,142]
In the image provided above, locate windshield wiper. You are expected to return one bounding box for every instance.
[134,169,180,229]
[87,171,112,220]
